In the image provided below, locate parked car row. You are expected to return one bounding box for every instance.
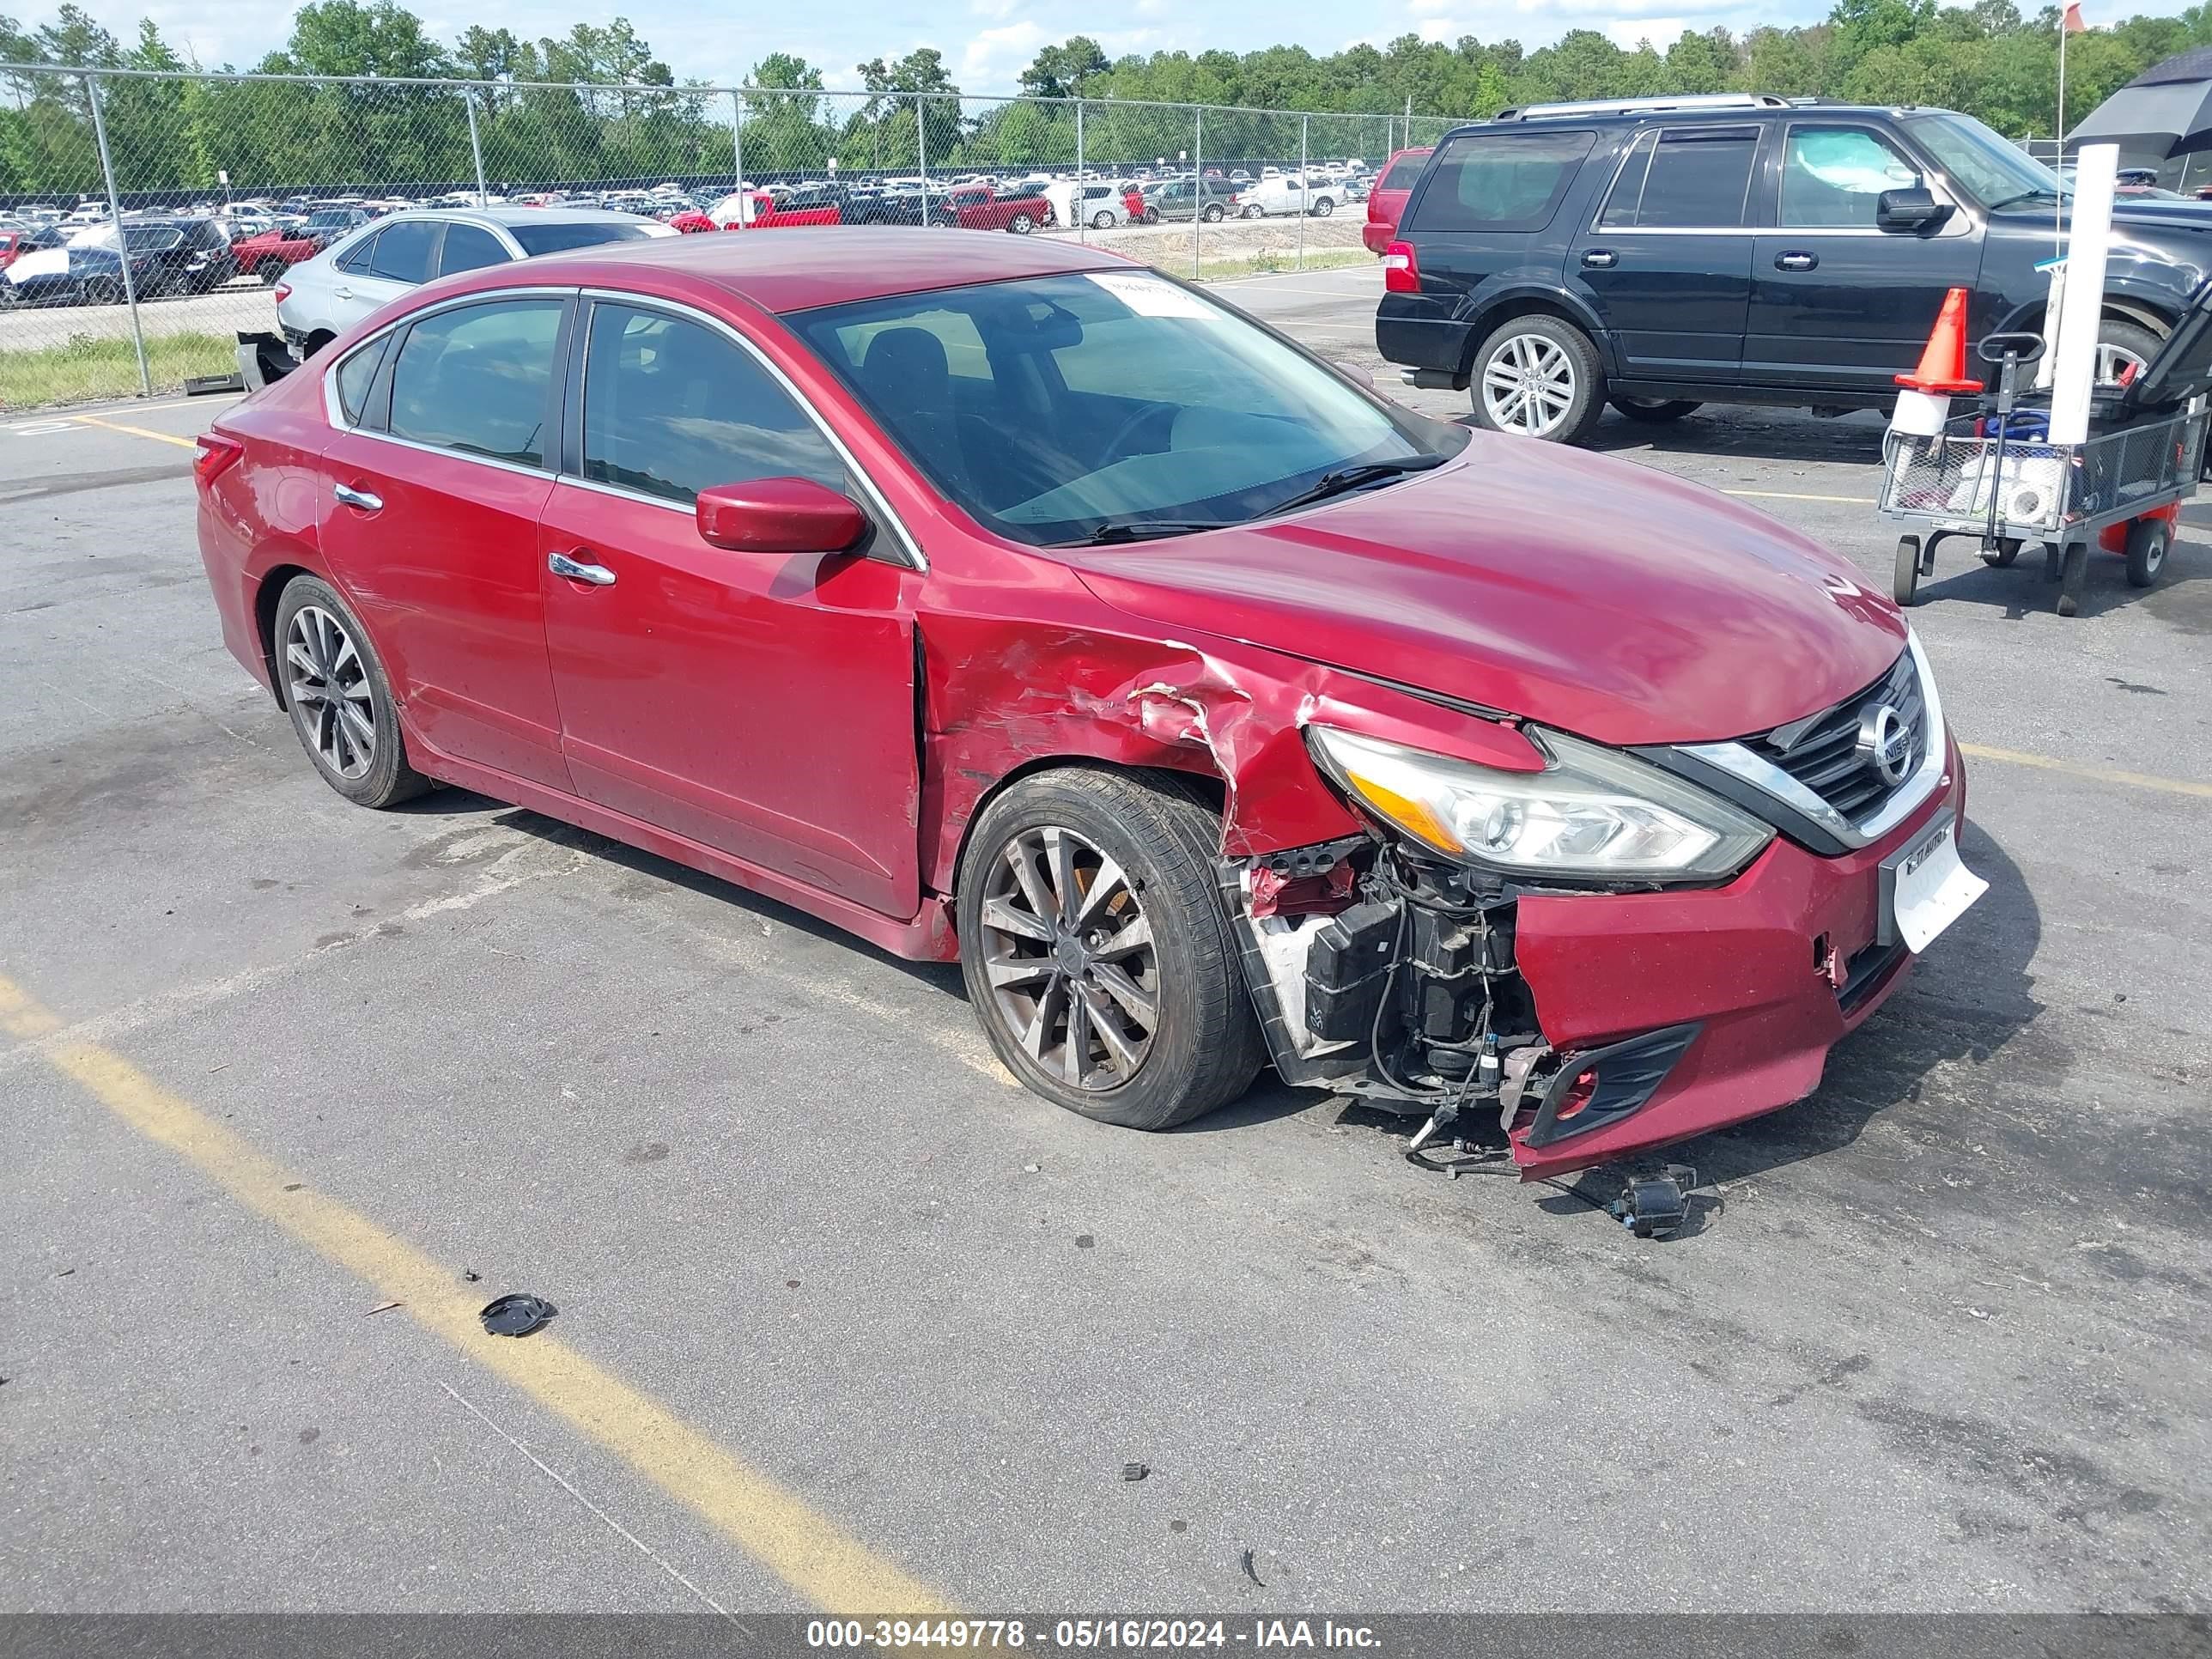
[0,216,237,307]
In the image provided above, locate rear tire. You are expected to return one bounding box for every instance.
[271,575,431,809]
[1311,196,1334,217]
[1469,314,1605,444]
[2125,516,2171,587]
[1091,210,1114,229]
[1609,397,1702,423]
[957,768,1264,1132]
[1008,212,1035,234]
[2097,317,2162,388]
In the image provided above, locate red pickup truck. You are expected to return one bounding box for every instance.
[930,185,1050,234]
[707,190,843,230]
[230,225,325,284]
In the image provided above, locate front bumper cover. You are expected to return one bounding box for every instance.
[1504,738,1966,1177]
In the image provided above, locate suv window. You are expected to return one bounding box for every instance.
[387,299,562,468]
[1599,125,1759,228]
[1780,125,1923,229]
[1408,129,1596,234]
[580,302,845,505]
[1379,153,1428,191]
[334,230,380,274]
[437,222,508,276]
[368,218,440,283]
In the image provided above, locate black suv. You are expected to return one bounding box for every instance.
[1376,94,2212,443]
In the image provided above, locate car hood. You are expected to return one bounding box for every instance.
[1059,436,1906,748]
[5,246,69,283]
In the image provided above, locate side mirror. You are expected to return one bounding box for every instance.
[696,477,866,555]
[1877,186,1950,234]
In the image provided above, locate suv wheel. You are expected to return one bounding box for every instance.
[1472,316,1604,443]
[1609,397,1702,424]
[957,768,1264,1131]
[2096,318,2160,387]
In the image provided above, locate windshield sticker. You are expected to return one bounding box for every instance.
[1084,270,1215,319]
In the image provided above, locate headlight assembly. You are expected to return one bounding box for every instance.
[1305,724,1774,883]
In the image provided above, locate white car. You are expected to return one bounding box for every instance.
[275,205,674,358]
[1043,180,1128,230]
[1238,173,1345,218]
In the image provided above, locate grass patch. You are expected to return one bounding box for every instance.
[0,330,237,410]
[1183,248,1375,283]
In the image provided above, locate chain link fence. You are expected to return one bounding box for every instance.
[0,63,1453,406]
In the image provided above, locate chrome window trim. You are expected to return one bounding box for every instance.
[574,287,926,572]
[1675,629,1948,852]
[1588,123,1761,234]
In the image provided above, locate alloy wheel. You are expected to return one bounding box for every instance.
[976,824,1158,1091]
[1481,332,1578,436]
[2095,339,2148,386]
[283,604,376,779]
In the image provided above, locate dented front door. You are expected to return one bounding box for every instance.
[538,298,922,920]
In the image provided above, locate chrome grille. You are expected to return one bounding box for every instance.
[1747,649,1926,827]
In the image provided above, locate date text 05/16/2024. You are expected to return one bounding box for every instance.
[805,1620,1383,1650]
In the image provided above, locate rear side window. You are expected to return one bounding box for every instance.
[333,336,387,426]
[438,222,508,276]
[1599,126,1760,228]
[508,222,651,256]
[1408,130,1596,234]
[334,230,380,274]
[368,218,440,283]
[580,302,845,504]
[386,300,562,468]
[1380,152,1428,191]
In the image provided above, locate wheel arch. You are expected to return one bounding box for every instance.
[938,752,1225,903]
[1459,289,1617,380]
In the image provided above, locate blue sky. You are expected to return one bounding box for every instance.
[56,0,2209,93]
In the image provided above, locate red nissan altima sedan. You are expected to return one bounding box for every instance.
[195,228,1984,1178]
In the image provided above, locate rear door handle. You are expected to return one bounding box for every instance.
[548,550,617,586]
[332,483,381,511]
[1581,248,1617,268]
[1774,251,1818,271]
[332,286,353,299]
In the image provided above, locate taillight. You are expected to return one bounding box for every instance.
[193,433,244,489]
[1382,239,1419,294]
[271,281,291,304]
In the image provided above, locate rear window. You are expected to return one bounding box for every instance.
[1380,152,1429,191]
[1407,130,1595,234]
[506,222,653,257]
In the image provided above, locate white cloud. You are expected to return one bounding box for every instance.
[970,0,1024,18]
[1415,17,1462,40]
[959,19,1048,87]
[1602,15,1687,45]
[1408,0,1454,14]
[1520,0,1738,13]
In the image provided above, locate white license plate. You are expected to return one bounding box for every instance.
[1886,815,1987,955]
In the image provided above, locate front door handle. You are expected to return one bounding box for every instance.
[1581,248,1617,268]
[332,482,381,511]
[1774,251,1818,271]
[548,550,617,586]
[332,285,353,299]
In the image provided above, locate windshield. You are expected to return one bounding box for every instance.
[508,221,653,255]
[1904,112,2063,207]
[787,270,1452,546]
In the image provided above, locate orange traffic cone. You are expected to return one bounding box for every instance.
[1896,287,1984,395]
[1889,286,1983,441]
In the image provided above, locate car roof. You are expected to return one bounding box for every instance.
[465,226,1135,314]
[1437,100,1948,142]
[377,204,659,230]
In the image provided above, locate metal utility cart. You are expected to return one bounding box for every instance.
[1881,316,2211,617]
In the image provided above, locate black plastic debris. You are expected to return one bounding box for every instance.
[479,1293,556,1337]
[1240,1548,1267,1588]
[1610,1166,1695,1240]
[1122,1462,1149,1482]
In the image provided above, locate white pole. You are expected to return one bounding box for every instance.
[2049,142,2118,447]
[2056,21,2069,257]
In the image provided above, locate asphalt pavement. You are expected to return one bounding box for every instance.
[2,264,2208,1619]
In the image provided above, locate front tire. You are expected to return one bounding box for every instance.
[1091,210,1115,229]
[271,575,430,809]
[1201,203,1224,222]
[957,768,1264,1131]
[1469,315,1604,443]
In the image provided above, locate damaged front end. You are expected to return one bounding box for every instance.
[1220,721,1790,1178]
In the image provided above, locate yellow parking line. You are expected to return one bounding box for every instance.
[1962,742,2212,800]
[72,411,199,450]
[0,970,951,1618]
[1723,488,1875,505]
